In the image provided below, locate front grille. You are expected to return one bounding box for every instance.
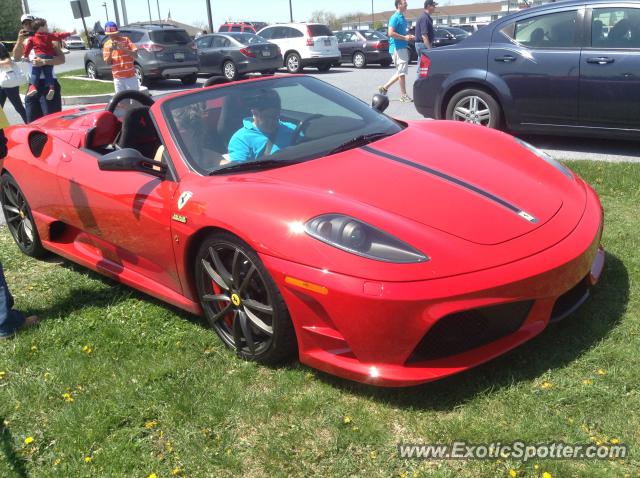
[550,276,590,323]
[407,300,534,363]
[28,131,48,157]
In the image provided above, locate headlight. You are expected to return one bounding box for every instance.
[305,214,428,263]
[514,138,573,180]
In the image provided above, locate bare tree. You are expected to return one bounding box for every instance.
[309,10,340,30]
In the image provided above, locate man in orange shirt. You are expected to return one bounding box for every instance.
[102,22,139,93]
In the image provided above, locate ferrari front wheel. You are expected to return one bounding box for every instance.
[195,232,297,364]
[0,174,47,258]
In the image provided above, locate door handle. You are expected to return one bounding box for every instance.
[586,57,614,65]
[494,55,516,62]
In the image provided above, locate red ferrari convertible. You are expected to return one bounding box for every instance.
[1,76,604,386]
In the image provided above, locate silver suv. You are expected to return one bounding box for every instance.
[84,24,199,85]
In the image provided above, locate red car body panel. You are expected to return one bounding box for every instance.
[2,76,605,386]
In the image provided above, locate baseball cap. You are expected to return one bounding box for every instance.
[424,0,438,6]
[21,14,35,23]
[105,21,119,34]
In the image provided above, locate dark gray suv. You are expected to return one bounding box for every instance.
[84,24,199,86]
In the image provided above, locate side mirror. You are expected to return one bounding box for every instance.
[98,148,166,179]
[371,94,389,113]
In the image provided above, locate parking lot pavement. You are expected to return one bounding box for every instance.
[1,61,638,163]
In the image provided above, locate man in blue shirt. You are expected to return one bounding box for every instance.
[415,0,437,78]
[228,89,297,162]
[378,0,415,103]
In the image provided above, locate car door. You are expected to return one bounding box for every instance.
[195,35,214,73]
[343,32,359,60]
[210,36,232,74]
[85,36,110,77]
[53,118,182,294]
[579,5,640,130]
[489,7,583,126]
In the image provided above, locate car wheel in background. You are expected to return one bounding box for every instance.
[285,52,302,73]
[134,65,149,87]
[316,63,331,72]
[180,73,198,85]
[195,232,297,364]
[0,174,47,258]
[446,88,501,129]
[352,51,367,68]
[380,60,392,67]
[223,60,238,81]
[85,61,98,79]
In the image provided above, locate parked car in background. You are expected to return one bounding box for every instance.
[196,32,282,80]
[414,0,640,139]
[63,34,86,49]
[334,30,391,67]
[408,26,461,62]
[439,26,472,40]
[457,23,489,34]
[257,23,339,73]
[84,24,199,86]
[218,22,256,33]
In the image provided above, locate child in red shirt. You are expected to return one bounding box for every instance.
[23,18,72,100]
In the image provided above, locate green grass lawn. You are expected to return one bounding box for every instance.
[0,161,639,477]
[20,69,114,97]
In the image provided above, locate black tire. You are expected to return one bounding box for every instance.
[445,88,501,129]
[352,51,367,68]
[134,64,149,87]
[263,69,277,76]
[380,60,392,67]
[195,232,297,364]
[0,174,47,258]
[285,52,302,73]
[85,61,98,79]
[222,60,238,81]
[180,73,198,85]
[316,63,331,72]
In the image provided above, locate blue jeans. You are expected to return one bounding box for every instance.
[0,86,27,123]
[415,42,430,78]
[29,54,55,88]
[0,263,25,337]
[25,79,62,123]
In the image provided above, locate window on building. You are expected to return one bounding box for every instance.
[459,17,466,24]
[469,16,476,22]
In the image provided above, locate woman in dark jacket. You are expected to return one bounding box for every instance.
[0,42,27,124]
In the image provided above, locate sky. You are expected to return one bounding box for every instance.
[24,0,475,32]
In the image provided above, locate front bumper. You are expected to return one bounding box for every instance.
[262,185,604,387]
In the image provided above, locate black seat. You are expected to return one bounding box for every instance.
[116,106,162,159]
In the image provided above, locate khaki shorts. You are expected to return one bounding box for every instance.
[393,48,409,76]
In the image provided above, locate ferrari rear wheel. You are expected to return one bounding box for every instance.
[0,174,47,258]
[195,232,297,364]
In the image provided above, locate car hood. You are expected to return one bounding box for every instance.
[263,121,569,246]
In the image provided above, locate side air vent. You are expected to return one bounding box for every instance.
[28,131,48,158]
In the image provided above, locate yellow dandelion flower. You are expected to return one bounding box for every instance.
[509,469,517,477]
[351,426,359,431]
[0,371,6,379]
[53,458,61,465]
[413,472,419,478]
[343,415,352,424]
[596,369,606,375]
[24,436,34,445]
[542,472,552,478]
[534,464,539,470]
[30,345,37,351]
[582,379,593,385]
[148,474,157,478]
[171,467,181,476]
[144,420,158,429]
[595,440,603,446]
[84,456,92,463]
[370,451,377,460]
[62,393,74,402]
[610,438,620,444]
[540,382,554,390]
[226,448,232,456]
[82,345,92,354]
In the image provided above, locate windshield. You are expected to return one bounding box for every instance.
[228,33,267,44]
[362,30,386,40]
[162,76,402,175]
[149,29,191,44]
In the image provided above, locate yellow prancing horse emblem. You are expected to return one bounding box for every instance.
[231,293,241,306]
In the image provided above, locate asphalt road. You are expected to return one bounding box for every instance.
[2,50,639,163]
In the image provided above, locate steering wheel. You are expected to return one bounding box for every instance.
[106,89,155,113]
[292,114,322,145]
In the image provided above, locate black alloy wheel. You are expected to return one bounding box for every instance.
[195,232,296,364]
[0,174,47,258]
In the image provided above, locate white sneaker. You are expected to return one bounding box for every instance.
[399,94,413,103]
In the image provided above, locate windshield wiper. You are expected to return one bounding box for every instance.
[327,132,393,155]
[209,158,302,175]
